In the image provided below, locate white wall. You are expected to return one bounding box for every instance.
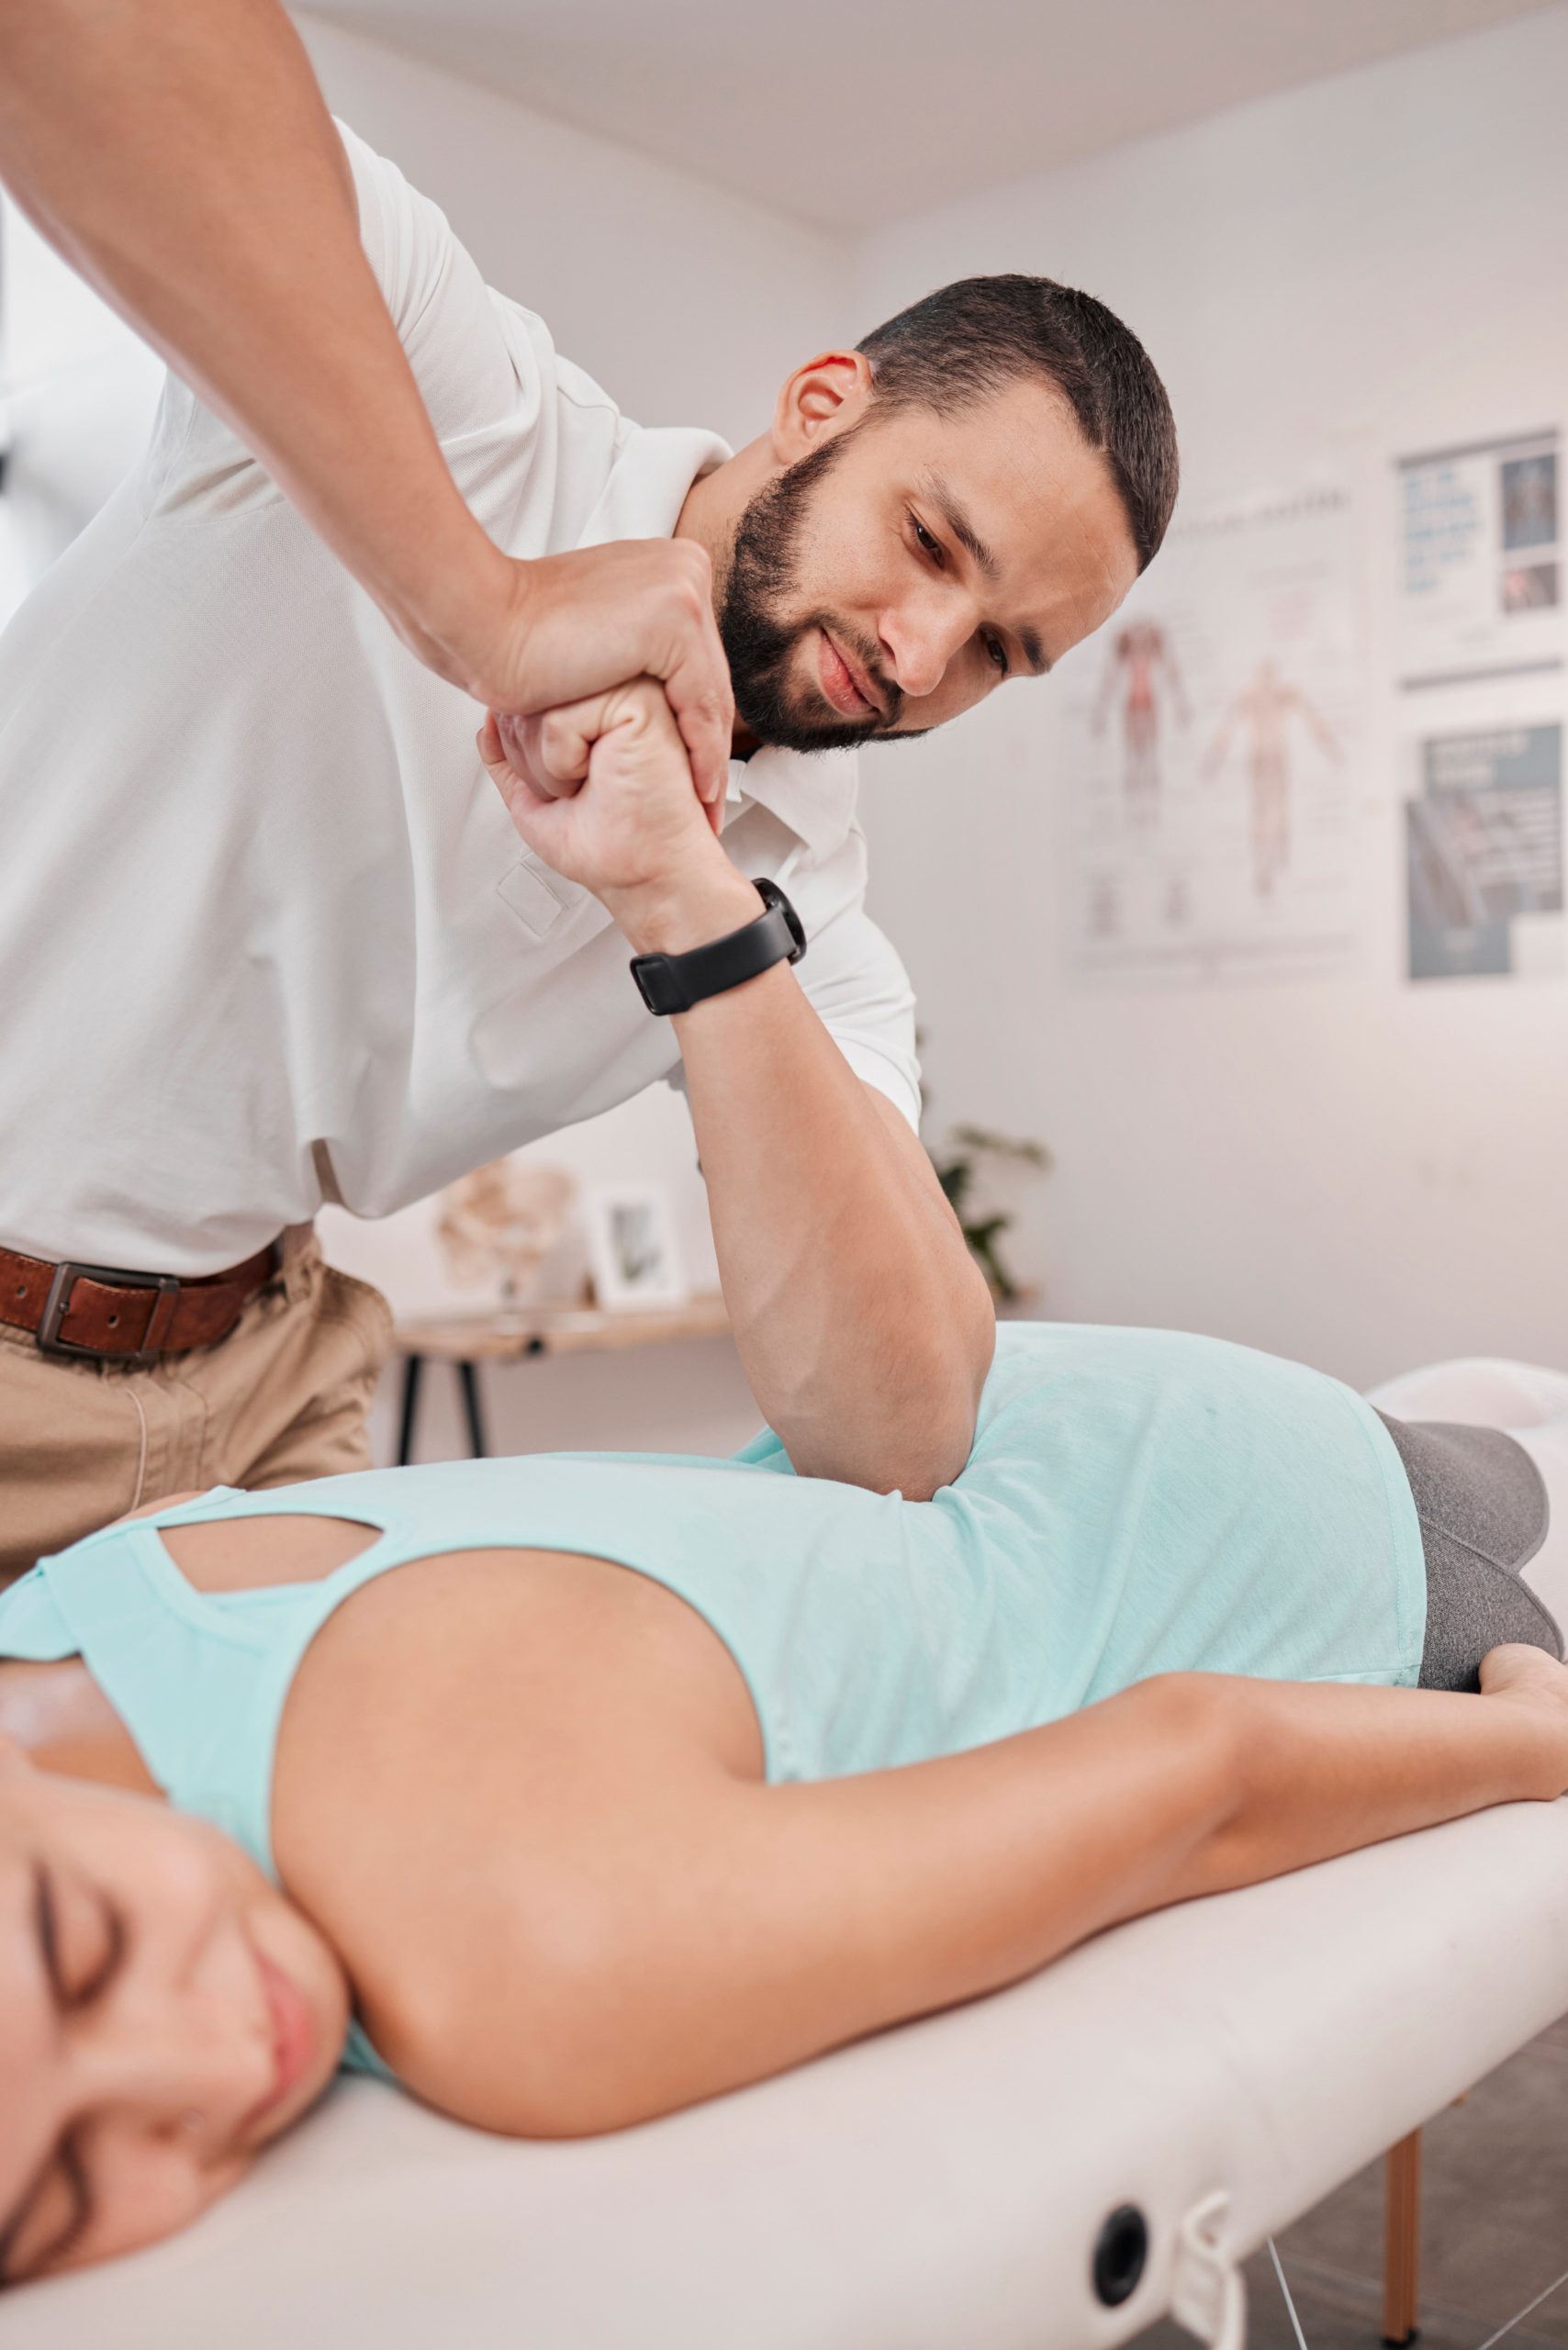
[297,13,847,448]
[853,5,1568,1391]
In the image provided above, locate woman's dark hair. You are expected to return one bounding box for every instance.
[857,275,1178,571]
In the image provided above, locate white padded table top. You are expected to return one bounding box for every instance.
[13,1800,1568,2348]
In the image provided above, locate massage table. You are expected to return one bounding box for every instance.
[14,1798,1568,2347]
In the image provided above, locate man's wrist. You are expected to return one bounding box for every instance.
[388,517,517,697]
[602,858,766,958]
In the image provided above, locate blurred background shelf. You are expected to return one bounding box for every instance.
[392,1292,733,1460]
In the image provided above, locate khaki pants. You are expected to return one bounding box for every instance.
[0,1234,392,1583]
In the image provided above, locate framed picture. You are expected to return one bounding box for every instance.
[581,1183,689,1312]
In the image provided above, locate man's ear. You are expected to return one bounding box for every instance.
[770,350,876,465]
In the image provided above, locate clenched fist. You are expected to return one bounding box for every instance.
[470,540,734,817]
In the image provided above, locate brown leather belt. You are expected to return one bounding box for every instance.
[0,1241,280,1366]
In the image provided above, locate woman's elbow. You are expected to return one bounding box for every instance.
[391,1919,719,2141]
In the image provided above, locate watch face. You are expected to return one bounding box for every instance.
[631,954,681,1015]
[759,879,807,958]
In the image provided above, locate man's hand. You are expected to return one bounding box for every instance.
[469,543,734,819]
[478,678,756,949]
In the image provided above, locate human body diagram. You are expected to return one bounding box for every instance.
[1090,618,1189,824]
[1204,658,1341,896]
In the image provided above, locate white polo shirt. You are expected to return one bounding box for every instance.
[0,126,919,1278]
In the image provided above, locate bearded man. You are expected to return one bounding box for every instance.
[0,1,1177,1572]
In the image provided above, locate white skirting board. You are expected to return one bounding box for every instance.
[13,1798,1568,2348]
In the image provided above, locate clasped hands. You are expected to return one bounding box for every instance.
[471,538,763,957]
[477,675,761,962]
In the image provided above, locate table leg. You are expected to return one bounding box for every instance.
[1383,2129,1420,2345]
[458,1358,488,1459]
[397,1354,424,1468]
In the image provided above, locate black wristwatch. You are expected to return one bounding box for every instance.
[630,878,807,1016]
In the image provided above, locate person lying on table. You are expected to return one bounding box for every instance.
[0,1326,1565,2284]
[0,0,1177,1571]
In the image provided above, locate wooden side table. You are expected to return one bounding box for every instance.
[390,1293,733,1464]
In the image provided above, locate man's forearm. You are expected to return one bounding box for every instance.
[0,0,507,683]
[2,4,738,787]
[609,867,995,1498]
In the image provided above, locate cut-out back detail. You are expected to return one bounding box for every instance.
[158,1515,383,1594]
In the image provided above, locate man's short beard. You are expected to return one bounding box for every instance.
[718,430,904,755]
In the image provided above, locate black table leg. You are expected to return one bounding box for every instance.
[458,1358,488,1458]
[397,1353,424,1467]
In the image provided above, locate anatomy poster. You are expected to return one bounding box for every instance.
[1395,429,1562,689]
[1406,720,1563,980]
[1060,482,1362,986]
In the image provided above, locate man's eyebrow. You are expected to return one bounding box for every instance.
[924,474,999,583]
[921,474,1050,674]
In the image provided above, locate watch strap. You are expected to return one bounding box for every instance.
[631,878,806,1015]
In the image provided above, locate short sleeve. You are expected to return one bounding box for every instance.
[334,122,527,437]
[793,888,922,1129]
[141,121,532,515]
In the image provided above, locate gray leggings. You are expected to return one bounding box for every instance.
[1377,1411,1562,1692]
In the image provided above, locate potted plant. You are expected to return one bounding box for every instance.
[927,1123,1052,1304]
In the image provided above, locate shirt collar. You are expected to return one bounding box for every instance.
[577,423,860,864]
[575,422,731,549]
[726,741,859,862]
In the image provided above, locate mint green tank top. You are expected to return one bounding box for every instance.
[0,1323,1426,2079]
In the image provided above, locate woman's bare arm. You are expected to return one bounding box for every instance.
[429,1660,1568,2135]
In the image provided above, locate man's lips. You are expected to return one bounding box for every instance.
[817,629,884,722]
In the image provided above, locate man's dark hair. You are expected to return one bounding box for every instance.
[857,275,1178,571]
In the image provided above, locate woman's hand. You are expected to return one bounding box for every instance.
[1478,1644,1568,1790]
[478,679,759,951]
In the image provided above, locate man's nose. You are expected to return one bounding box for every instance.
[879,590,974,702]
